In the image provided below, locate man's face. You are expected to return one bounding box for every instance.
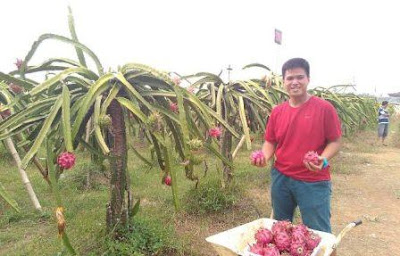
[283,68,309,98]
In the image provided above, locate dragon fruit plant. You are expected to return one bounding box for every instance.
[303,151,320,165]
[248,220,321,256]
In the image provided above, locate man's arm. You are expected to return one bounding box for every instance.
[306,137,341,171]
[320,137,341,161]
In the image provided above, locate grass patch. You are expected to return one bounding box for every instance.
[95,217,181,256]
[183,177,242,215]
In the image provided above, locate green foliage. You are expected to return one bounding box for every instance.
[184,178,242,214]
[58,162,108,191]
[103,217,178,256]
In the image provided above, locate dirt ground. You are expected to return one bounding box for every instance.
[175,131,400,256]
[330,142,400,255]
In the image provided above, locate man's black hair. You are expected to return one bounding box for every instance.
[282,58,310,78]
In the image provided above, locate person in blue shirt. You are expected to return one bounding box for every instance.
[377,101,390,146]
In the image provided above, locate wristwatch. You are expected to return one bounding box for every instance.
[322,158,329,169]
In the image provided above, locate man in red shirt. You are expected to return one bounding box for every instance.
[253,58,341,233]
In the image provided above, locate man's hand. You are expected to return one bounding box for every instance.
[251,156,266,167]
[304,156,325,171]
[250,150,267,167]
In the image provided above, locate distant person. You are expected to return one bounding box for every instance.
[252,58,341,233]
[378,101,390,146]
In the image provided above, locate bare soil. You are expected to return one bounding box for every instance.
[175,131,400,256]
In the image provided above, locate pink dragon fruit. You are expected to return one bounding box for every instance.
[290,241,307,256]
[172,76,181,86]
[164,175,172,186]
[274,231,291,252]
[169,102,178,113]
[292,224,309,235]
[292,224,309,244]
[249,243,264,255]
[9,83,23,94]
[250,150,265,166]
[57,152,76,169]
[306,232,321,250]
[0,108,11,118]
[187,86,195,93]
[263,244,280,256]
[303,151,320,165]
[255,228,273,246]
[208,127,222,138]
[271,220,292,234]
[291,230,307,245]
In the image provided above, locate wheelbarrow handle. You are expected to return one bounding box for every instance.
[333,219,363,250]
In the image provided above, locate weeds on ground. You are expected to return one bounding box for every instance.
[98,217,181,256]
[183,177,242,215]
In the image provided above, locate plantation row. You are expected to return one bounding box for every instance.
[0,9,377,255]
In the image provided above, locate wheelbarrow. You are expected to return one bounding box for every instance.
[205,218,362,256]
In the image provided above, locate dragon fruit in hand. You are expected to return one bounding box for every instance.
[303,151,320,165]
[250,150,265,166]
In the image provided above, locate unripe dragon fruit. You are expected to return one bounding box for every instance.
[147,112,163,132]
[290,241,307,256]
[57,152,76,169]
[99,114,112,128]
[303,151,319,165]
[306,232,321,250]
[169,102,178,113]
[255,228,273,246]
[208,127,222,138]
[164,175,172,186]
[188,139,203,150]
[274,231,291,252]
[250,150,265,166]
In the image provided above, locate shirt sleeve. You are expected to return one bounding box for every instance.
[324,102,342,141]
[264,108,277,143]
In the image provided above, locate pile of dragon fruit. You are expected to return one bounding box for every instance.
[248,220,321,256]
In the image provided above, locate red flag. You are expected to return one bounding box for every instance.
[274,29,282,45]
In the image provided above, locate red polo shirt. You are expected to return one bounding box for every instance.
[264,96,341,182]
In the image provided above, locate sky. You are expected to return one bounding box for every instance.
[1,0,399,96]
